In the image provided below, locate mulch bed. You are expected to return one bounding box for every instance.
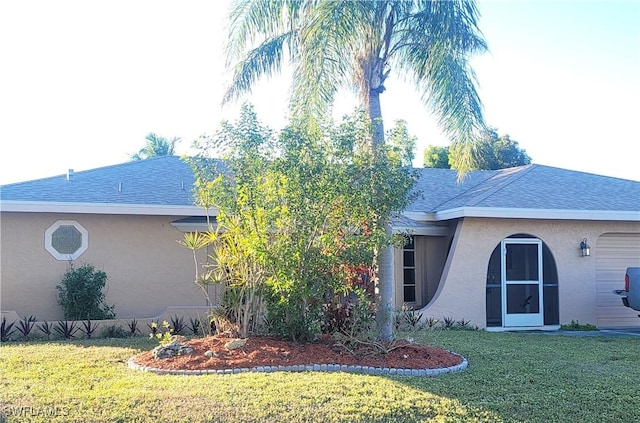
[131,335,463,371]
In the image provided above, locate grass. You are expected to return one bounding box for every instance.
[0,331,639,422]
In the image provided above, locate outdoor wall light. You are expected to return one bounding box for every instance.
[580,238,591,257]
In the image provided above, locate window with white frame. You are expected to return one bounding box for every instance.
[403,236,416,303]
[45,220,88,260]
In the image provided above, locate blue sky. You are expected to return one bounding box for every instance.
[1,0,638,185]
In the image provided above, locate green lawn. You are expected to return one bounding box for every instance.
[1,331,638,423]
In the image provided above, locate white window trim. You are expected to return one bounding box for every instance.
[45,220,89,261]
[402,236,418,306]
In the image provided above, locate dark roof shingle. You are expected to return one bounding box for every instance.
[2,158,638,216]
[0,156,196,206]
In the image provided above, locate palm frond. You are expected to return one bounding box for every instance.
[224,0,308,104]
[392,0,488,173]
[223,0,489,174]
[131,133,179,160]
[224,32,293,104]
[290,1,357,121]
[225,0,304,63]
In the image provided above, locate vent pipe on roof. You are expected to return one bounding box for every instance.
[118,182,123,192]
[66,169,74,181]
[181,180,184,190]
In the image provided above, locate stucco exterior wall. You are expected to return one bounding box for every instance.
[3,211,637,327]
[0,212,211,320]
[417,217,640,328]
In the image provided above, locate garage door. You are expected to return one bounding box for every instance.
[596,233,640,327]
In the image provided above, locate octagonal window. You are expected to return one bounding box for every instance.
[45,220,88,260]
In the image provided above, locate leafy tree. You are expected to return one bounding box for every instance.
[449,128,532,170]
[130,133,180,160]
[223,0,486,340]
[56,263,115,320]
[423,145,451,169]
[387,120,417,167]
[485,132,532,170]
[187,105,416,341]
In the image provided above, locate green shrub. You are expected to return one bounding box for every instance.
[265,293,323,342]
[54,320,79,339]
[56,263,116,320]
[442,316,456,328]
[561,320,598,331]
[393,304,424,331]
[149,320,173,345]
[1,317,16,342]
[126,319,140,336]
[187,108,416,342]
[188,317,202,335]
[169,315,186,335]
[38,320,53,340]
[15,315,37,341]
[79,320,100,339]
[100,324,129,339]
[425,317,439,328]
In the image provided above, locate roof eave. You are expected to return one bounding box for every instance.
[391,225,450,236]
[0,201,215,217]
[402,211,436,222]
[3,201,637,222]
[433,207,640,221]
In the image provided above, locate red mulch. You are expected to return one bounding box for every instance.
[131,335,462,371]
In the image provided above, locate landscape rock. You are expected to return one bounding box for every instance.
[170,335,187,344]
[224,338,247,351]
[152,342,194,360]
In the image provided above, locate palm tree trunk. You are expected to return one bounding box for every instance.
[368,89,394,342]
[376,228,394,341]
[369,88,385,150]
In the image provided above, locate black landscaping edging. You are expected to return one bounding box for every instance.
[127,353,468,377]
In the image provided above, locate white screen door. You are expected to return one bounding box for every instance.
[501,238,544,327]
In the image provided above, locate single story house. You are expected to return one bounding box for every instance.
[1,156,639,329]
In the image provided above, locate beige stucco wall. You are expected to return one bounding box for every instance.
[3,211,638,328]
[0,212,212,320]
[413,217,640,328]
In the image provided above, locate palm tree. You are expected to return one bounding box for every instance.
[223,0,488,340]
[131,133,180,161]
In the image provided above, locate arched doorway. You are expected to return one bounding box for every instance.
[486,234,559,328]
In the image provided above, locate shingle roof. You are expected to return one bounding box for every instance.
[2,157,638,219]
[426,165,640,212]
[405,167,497,212]
[0,156,196,206]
